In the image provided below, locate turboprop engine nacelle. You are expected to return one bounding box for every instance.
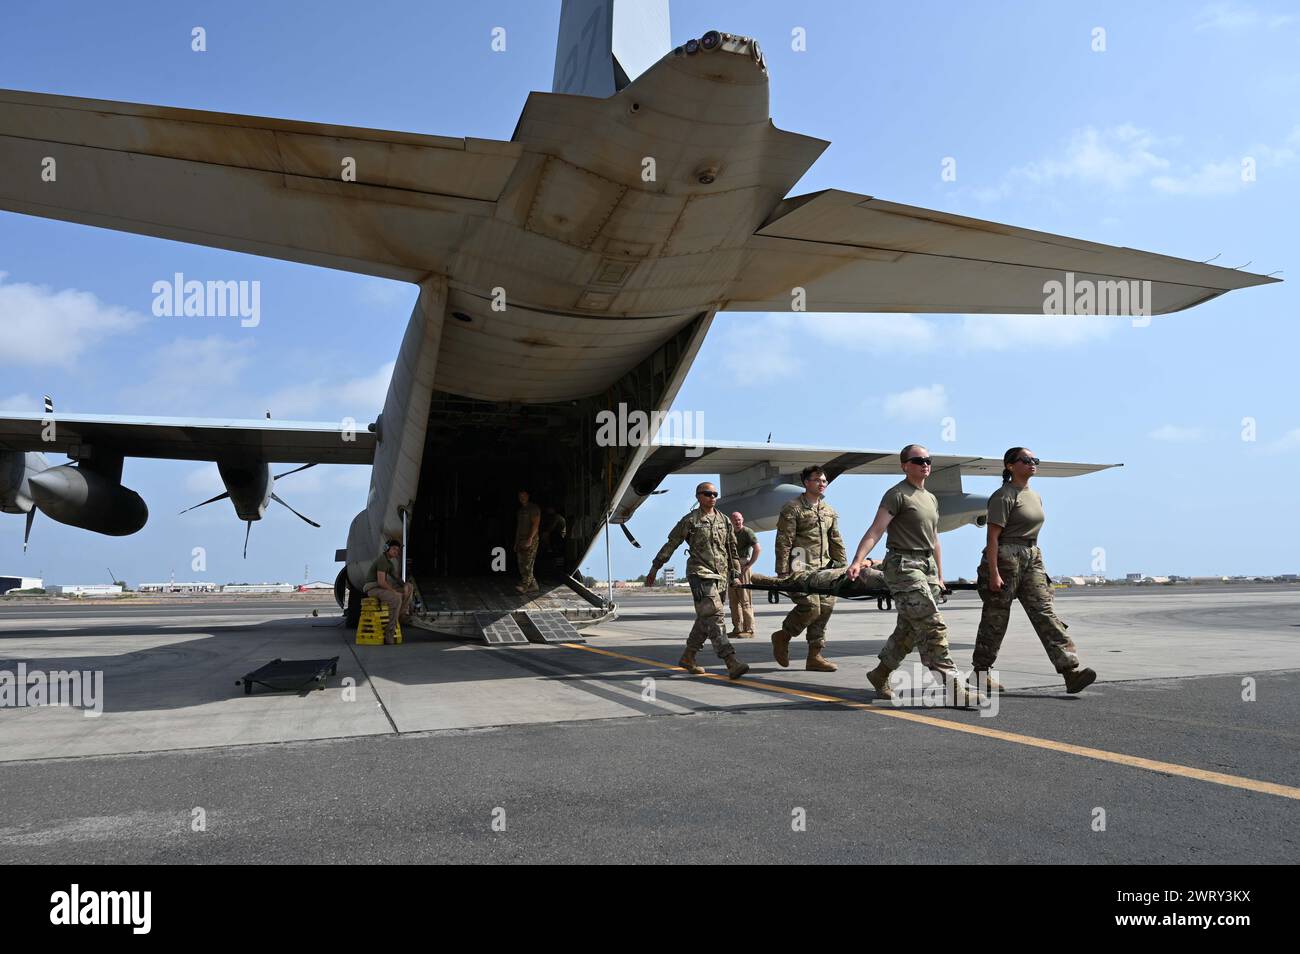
[723,482,990,535]
[936,492,990,532]
[28,464,148,536]
[718,483,803,532]
[0,450,39,514]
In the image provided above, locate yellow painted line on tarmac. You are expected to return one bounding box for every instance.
[562,643,1300,802]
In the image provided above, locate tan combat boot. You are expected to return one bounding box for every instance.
[724,653,750,680]
[806,642,838,672]
[866,664,894,699]
[941,671,982,707]
[678,649,705,675]
[1063,666,1097,694]
[771,629,793,667]
[971,669,1004,693]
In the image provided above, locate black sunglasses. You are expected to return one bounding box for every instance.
[1014,457,1041,466]
[697,490,718,497]
[906,457,932,466]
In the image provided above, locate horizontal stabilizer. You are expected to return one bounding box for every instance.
[0,88,520,279]
[725,190,1278,315]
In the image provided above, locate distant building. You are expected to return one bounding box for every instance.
[221,583,295,594]
[298,581,334,591]
[0,576,43,595]
[1126,573,1143,582]
[48,584,123,597]
[663,567,676,586]
[138,582,220,593]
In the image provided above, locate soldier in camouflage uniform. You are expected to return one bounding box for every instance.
[847,445,978,705]
[974,447,1096,694]
[646,481,750,680]
[772,465,846,672]
[514,489,541,594]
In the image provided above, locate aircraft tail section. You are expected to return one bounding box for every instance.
[552,0,670,97]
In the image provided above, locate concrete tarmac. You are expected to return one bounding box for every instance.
[1,586,1297,862]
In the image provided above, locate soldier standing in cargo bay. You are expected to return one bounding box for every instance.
[646,481,750,680]
[771,465,846,672]
[514,489,541,594]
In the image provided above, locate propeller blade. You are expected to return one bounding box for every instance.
[23,509,35,552]
[273,462,317,481]
[243,521,252,559]
[271,493,321,528]
[619,522,641,549]
[179,491,230,515]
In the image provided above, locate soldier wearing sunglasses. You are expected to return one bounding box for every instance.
[973,447,1097,694]
[646,481,750,680]
[847,444,977,704]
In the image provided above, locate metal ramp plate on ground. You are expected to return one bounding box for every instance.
[516,610,585,644]
[474,612,531,646]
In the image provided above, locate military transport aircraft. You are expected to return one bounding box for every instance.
[0,1,1275,638]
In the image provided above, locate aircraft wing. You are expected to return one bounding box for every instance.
[0,413,375,464]
[0,88,521,280]
[723,189,1278,314]
[614,438,1117,520]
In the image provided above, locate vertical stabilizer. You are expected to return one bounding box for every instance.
[552,0,670,97]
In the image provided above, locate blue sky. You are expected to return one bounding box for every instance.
[2,1,1297,587]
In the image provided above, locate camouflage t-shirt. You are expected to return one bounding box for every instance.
[734,526,758,561]
[987,483,1045,546]
[880,479,939,552]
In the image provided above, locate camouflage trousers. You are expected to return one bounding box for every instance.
[686,577,735,657]
[515,540,539,590]
[781,587,836,647]
[878,551,958,675]
[727,565,755,635]
[975,544,1079,673]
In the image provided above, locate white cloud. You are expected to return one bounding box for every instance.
[1149,425,1205,442]
[185,463,224,496]
[722,311,1116,383]
[0,272,146,367]
[334,467,374,491]
[0,393,39,413]
[1021,125,1171,191]
[883,384,949,421]
[957,314,1118,350]
[1265,428,1300,453]
[1152,129,1298,195]
[974,123,1298,202]
[1194,2,1299,31]
[263,361,394,419]
[122,336,255,411]
[796,313,941,353]
[1151,158,1250,196]
[356,279,415,309]
[721,315,805,382]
